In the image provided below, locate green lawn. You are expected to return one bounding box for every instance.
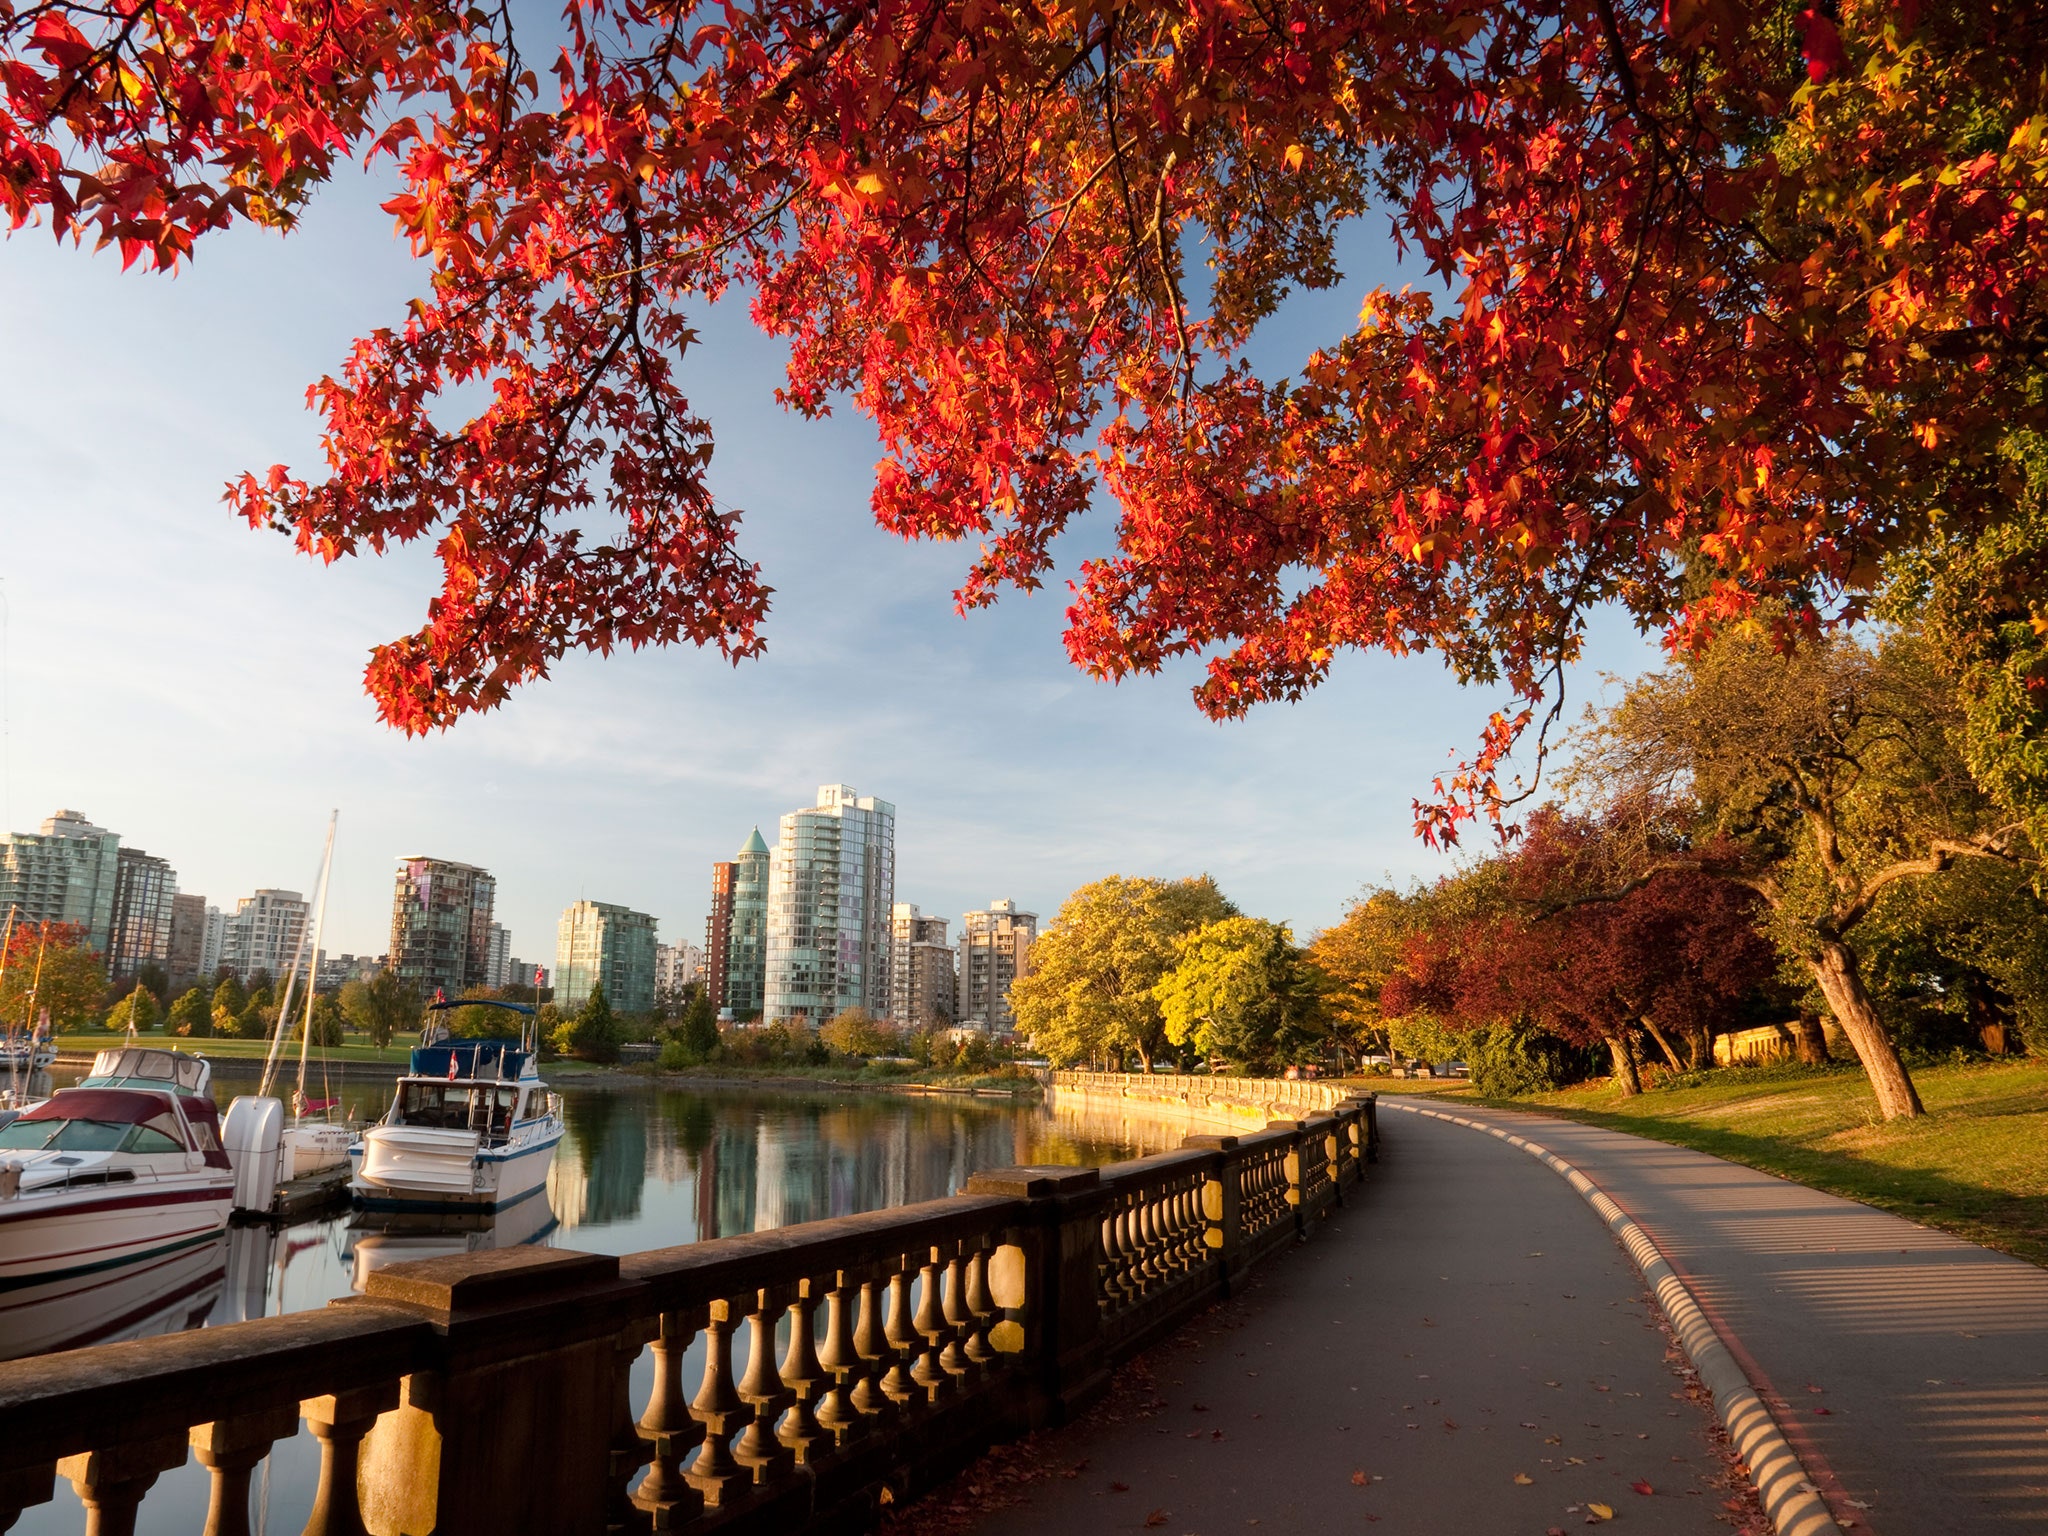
[1389,1059,2048,1267]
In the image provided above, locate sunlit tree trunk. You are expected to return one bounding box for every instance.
[1793,1011,1831,1066]
[1637,1016,1685,1073]
[1808,942,1923,1119]
[1607,1035,1642,1095]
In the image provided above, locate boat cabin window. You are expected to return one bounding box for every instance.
[394,1083,520,1136]
[0,1117,187,1153]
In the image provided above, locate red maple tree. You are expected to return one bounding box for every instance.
[7,0,2041,832]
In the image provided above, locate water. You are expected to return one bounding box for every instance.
[5,1065,1170,1535]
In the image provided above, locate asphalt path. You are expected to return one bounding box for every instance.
[958,1109,1745,1536]
[1384,1098,2048,1533]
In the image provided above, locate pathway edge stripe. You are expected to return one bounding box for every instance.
[1381,1100,1844,1536]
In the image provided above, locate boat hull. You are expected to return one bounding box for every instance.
[349,1125,562,1212]
[0,1180,235,1288]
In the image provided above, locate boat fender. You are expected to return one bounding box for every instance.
[0,1163,19,1199]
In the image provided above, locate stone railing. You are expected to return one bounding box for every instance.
[0,1095,1378,1536]
[1051,1069,1363,1119]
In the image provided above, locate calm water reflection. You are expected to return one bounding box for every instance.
[10,1067,1172,1536]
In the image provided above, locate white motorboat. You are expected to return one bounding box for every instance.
[0,1047,234,1286]
[0,1032,55,1076]
[351,1028,562,1212]
[344,1195,559,1290]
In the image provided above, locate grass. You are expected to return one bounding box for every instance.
[651,1060,1042,1094]
[1388,1058,2048,1267]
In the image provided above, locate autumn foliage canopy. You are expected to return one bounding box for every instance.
[6,0,2044,834]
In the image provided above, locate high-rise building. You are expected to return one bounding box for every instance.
[388,857,497,999]
[556,901,659,1016]
[485,922,512,988]
[166,893,209,987]
[0,810,122,951]
[504,958,547,992]
[764,786,895,1026]
[705,860,735,1015]
[889,904,955,1029]
[107,847,178,979]
[200,906,228,978]
[656,942,704,996]
[725,829,771,1020]
[957,899,1038,1032]
[221,889,311,984]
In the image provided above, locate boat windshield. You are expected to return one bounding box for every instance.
[393,1083,519,1139]
[0,1118,186,1153]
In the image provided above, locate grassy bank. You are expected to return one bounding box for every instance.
[1400,1058,2048,1266]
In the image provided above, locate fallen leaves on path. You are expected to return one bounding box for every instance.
[1515,1473,1535,1485]
[1143,1510,1168,1528]
[1586,1502,1615,1521]
[1631,1480,1654,1495]
[1351,1470,1369,1486]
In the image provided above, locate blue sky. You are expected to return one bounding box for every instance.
[0,166,1663,962]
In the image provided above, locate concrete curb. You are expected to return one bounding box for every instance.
[1383,1100,1843,1536]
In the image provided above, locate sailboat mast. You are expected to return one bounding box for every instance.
[295,810,338,1110]
[258,817,330,1101]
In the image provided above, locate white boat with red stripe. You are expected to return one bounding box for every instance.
[0,1048,234,1287]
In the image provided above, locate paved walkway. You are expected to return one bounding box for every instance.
[948,1108,1751,1536]
[1384,1098,2048,1534]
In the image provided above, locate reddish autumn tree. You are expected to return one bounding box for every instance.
[1382,809,1774,1093]
[7,0,2045,827]
[0,920,109,1033]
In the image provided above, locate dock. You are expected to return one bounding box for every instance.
[236,1165,352,1223]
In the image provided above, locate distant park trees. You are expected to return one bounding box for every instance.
[0,922,106,1033]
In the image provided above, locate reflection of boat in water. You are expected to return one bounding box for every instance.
[344,1196,558,1291]
[0,1231,227,1361]
[0,1047,235,1284]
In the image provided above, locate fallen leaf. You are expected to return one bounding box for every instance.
[1520,1422,1539,1429]
[1351,1470,1369,1486]
[1110,1482,1130,1493]
[1587,1503,1615,1522]
[1144,1511,1169,1529]
[1546,1436,1563,1445]
[1631,1480,1654,1495]
[1814,1407,1833,1415]
[1443,1419,1459,1430]
[1566,1457,1586,1466]
[1515,1473,1535,1485]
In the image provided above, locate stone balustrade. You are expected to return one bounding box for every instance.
[0,1093,1377,1536]
[1051,1069,1370,1124]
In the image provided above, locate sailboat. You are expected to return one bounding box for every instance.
[0,910,57,1098]
[221,813,352,1215]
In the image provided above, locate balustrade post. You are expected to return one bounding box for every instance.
[731,1286,797,1486]
[192,1406,301,1536]
[683,1297,749,1508]
[1180,1136,1244,1292]
[1268,1119,1310,1238]
[607,1317,659,1533]
[57,1434,187,1536]
[301,1384,399,1536]
[633,1308,707,1530]
[963,1165,1109,1430]
[775,1279,827,1468]
[349,1246,648,1536]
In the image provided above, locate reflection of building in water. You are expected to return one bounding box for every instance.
[550,1093,649,1229]
[712,1124,758,1238]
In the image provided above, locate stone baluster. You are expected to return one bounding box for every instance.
[608,1317,658,1533]
[0,1464,53,1535]
[301,1385,399,1536]
[849,1273,897,1424]
[813,1272,868,1448]
[192,1406,301,1536]
[635,1308,707,1528]
[962,1245,997,1368]
[880,1263,921,1407]
[938,1245,975,1383]
[775,1279,827,1467]
[731,1286,795,1485]
[909,1249,953,1404]
[685,1297,749,1507]
[57,1435,188,1536]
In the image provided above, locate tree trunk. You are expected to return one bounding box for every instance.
[1638,1016,1685,1073]
[1607,1035,1642,1096]
[1793,1011,1830,1066]
[1808,942,1923,1119]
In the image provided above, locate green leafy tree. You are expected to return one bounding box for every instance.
[554,983,622,1063]
[210,975,247,1032]
[339,971,421,1048]
[1009,875,1237,1070]
[1154,917,1324,1072]
[674,988,720,1062]
[821,1007,890,1058]
[300,993,346,1047]
[1305,887,1429,1063]
[166,987,211,1038]
[105,986,161,1032]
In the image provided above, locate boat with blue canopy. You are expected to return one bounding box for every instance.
[348,1002,563,1212]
